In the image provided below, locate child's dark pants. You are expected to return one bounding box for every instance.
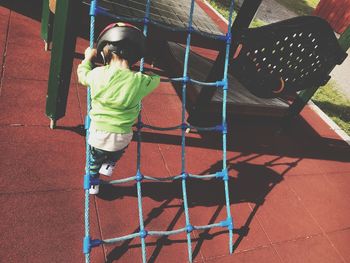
[89,146,126,177]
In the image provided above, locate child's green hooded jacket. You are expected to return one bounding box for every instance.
[78,60,160,134]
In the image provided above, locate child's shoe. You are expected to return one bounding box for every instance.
[99,162,115,176]
[89,184,99,195]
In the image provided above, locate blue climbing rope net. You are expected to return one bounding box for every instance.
[83,0,235,262]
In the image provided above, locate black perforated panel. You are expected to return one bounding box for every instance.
[231,16,347,98]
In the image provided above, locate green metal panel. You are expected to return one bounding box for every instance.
[45,0,82,128]
[40,0,54,50]
[338,25,350,51]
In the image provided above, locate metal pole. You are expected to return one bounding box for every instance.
[45,0,82,128]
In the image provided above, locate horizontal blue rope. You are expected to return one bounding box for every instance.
[162,77,226,87]
[141,124,182,131]
[101,172,225,185]
[143,175,182,181]
[148,227,187,236]
[94,6,227,41]
[103,233,140,244]
[189,124,227,132]
[102,221,231,243]
[193,222,223,230]
[136,122,226,133]
[102,176,137,185]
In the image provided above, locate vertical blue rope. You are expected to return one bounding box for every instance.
[222,0,235,254]
[136,1,152,262]
[181,0,196,262]
[84,1,97,263]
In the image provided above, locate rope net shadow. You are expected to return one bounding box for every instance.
[83,0,235,262]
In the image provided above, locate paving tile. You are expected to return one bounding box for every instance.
[0,7,9,71]
[327,228,350,262]
[7,11,42,45]
[273,234,343,263]
[0,190,104,263]
[204,246,281,263]
[301,106,344,140]
[286,174,350,233]
[0,78,82,126]
[255,180,322,243]
[192,202,271,259]
[95,183,189,263]
[4,27,51,81]
[0,126,85,193]
[0,5,10,16]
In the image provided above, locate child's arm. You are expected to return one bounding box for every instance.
[139,72,161,97]
[77,47,97,86]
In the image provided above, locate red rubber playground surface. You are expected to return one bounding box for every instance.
[1,2,350,263]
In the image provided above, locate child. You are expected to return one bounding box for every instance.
[77,22,160,194]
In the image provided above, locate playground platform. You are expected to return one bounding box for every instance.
[1,2,350,263]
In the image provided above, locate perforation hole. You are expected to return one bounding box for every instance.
[299,32,303,37]
[273,65,277,69]
[276,40,280,45]
[315,44,319,49]
[262,57,266,61]
[253,57,257,62]
[279,69,283,73]
[293,33,297,38]
[268,63,272,68]
[270,70,274,74]
[301,48,305,52]
[306,72,309,75]
[298,44,301,48]
[313,68,317,72]
[285,78,289,82]
[261,48,266,52]
[280,47,285,51]
[272,49,276,54]
[312,38,316,42]
[284,36,289,41]
[294,65,298,69]
[309,53,313,57]
[280,57,284,61]
[308,33,312,37]
[257,68,262,72]
[246,52,251,56]
[254,50,258,54]
[289,43,294,47]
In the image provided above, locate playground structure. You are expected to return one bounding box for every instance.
[1,1,350,262]
[39,0,350,262]
[41,0,349,129]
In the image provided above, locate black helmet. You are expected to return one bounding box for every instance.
[96,22,145,65]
